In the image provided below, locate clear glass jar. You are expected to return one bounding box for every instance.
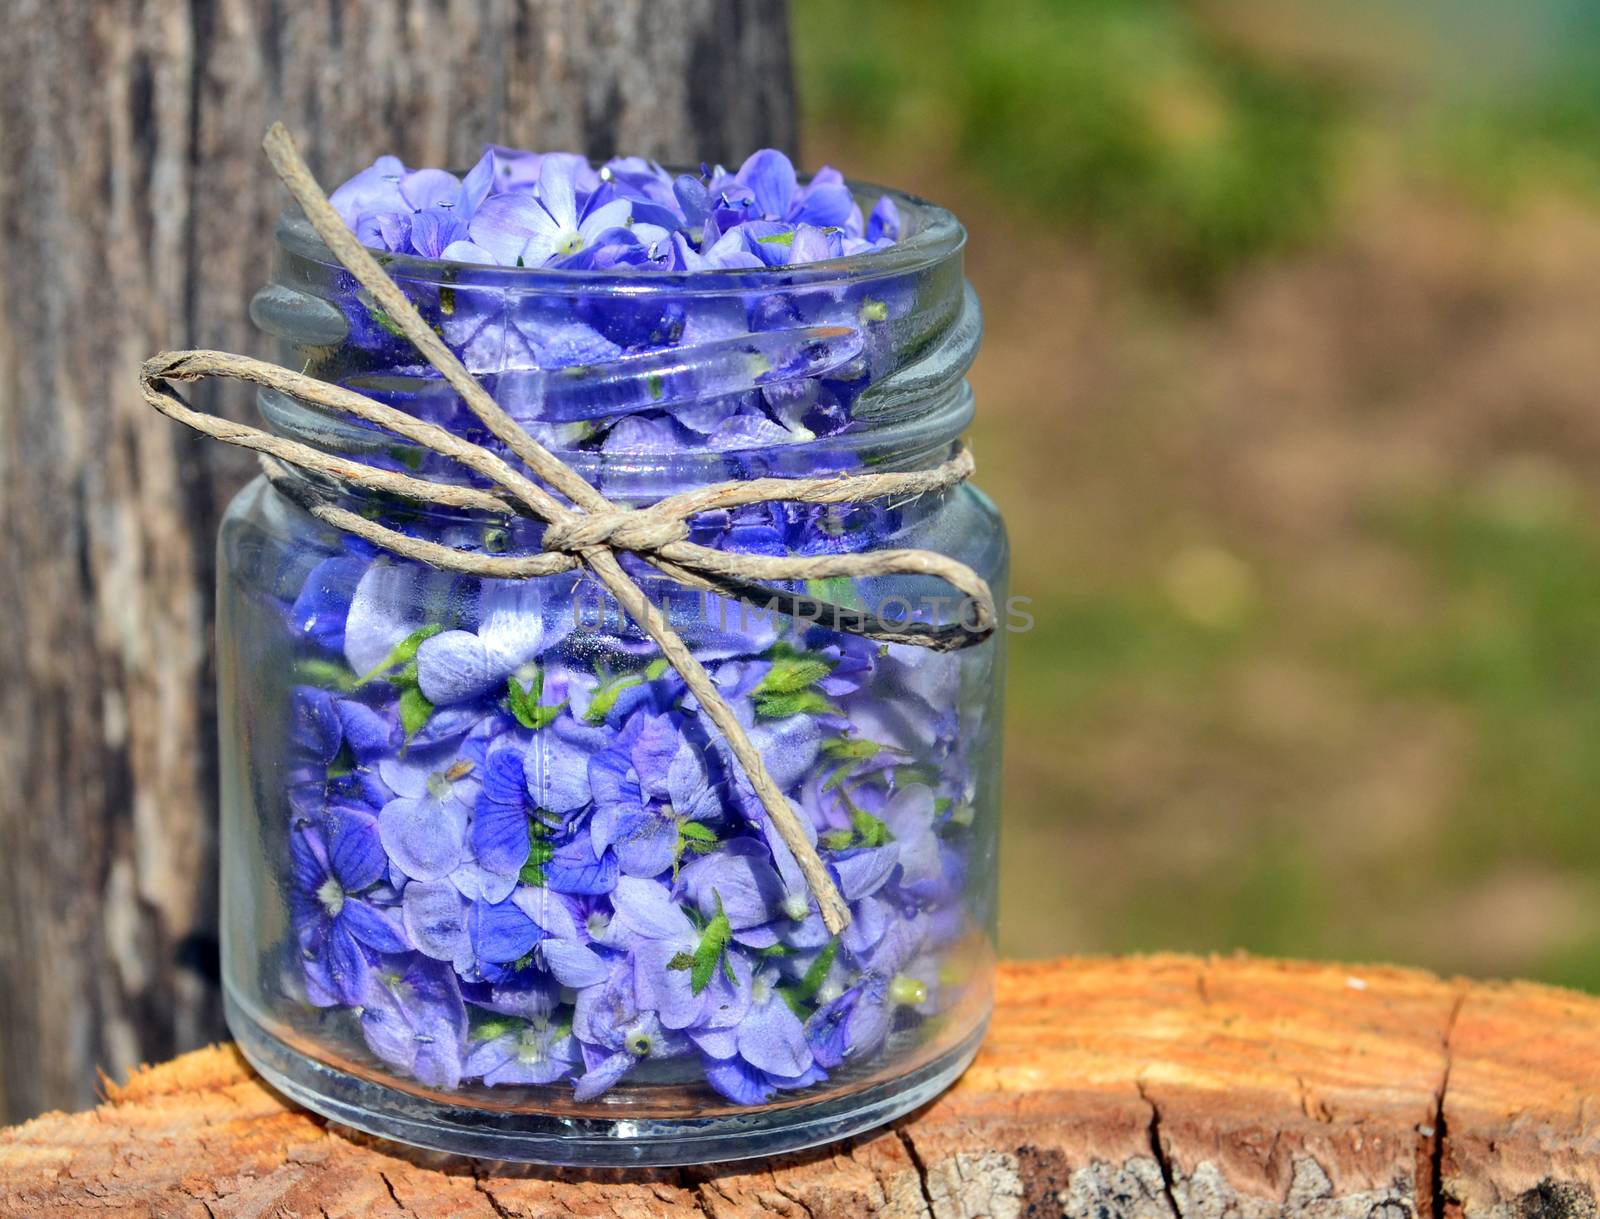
[218,180,1004,1165]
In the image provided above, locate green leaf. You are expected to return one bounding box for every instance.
[756,644,835,696]
[518,836,554,886]
[806,575,864,611]
[387,444,426,472]
[819,828,855,852]
[358,624,444,685]
[798,940,839,999]
[690,894,732,995]
[666,951,695,972]
[399,685,434,741]
[672,820,718,877]
[756,229,796,247]
[821,736,885,762]
[294,659,361,693]
[850,809,893,848]
[585,673,643,724]
[507,670,564,730]
[644,657,671,681]
[779,939,840,1017]
[469,1015,522,1042]
[754,688,839,720]
[367,300,406,338]
[647,372,665,400]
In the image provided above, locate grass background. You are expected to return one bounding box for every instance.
[792,0,1600,990]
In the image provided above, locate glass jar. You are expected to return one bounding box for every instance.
[218,179,1005,1165]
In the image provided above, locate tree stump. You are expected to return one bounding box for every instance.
[3,955,1596,1218]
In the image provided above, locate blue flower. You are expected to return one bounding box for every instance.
[469,156,634,268]
[289,808,410,1006]
[357,953,468,1089]
[806,971,892,1070]
[588,711,683,878]
[465,1011,580,1086]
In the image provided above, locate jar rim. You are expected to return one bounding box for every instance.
[274,176,966,294]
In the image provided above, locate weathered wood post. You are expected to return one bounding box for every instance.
[0,0,795,1122]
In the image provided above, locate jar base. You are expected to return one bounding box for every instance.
[226,991,987,1166]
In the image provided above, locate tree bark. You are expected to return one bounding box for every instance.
[0,0,795,1123]
[4,955,1599,1219]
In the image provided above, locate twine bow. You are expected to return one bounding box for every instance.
[139,124,996,934]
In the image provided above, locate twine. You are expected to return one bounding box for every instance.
[139,123,997,934]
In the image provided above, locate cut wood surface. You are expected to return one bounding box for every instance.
[4,955,1598,1219]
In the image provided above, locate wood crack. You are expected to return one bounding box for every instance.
[1139,1080,1183,1219]
[895,1125,938,1218]
[1426,988,1467,1219]
[469,1162,514,1219]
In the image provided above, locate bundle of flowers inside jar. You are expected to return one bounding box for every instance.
[141,126,1006,1164]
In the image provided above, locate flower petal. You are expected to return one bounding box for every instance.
[737,996,812,1078]
[540,938,610,989]
[572,1049,634,1101]
[403,880,470,960]
[379,796,467,882]
[737,149,797,220]
[415,630,494,705]
[469,897,542,964]
[473,748,531,877]
[326,805,387,891]
[340,898,410,954]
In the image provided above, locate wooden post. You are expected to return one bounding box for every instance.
[0,0,795,1123]
[3,956,1599,1218]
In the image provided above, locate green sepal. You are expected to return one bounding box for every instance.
[517,836,554,886]
[398,685,434,741]
[507,669,564,731]
[819,828,855,852]
[585,673,643,724]
[358,624,443,686]
[850,809,893,848]
[689,894,733,995]
[469,1015,522,1042]
[294,659,361,693]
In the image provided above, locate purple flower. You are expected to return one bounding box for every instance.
[588,711,683,877]
[469,157,633,268]
[570,953,688,1100]
[377,741,480,883]
[734,150,856,231]
[414,580,556,706]
[288,554,366,653]
[806,971,892,1070]
[358,954,468,1089]
[465,1011,580,1086]
[289,809,410,1006]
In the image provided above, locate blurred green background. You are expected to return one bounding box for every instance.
[794,0,1600,989]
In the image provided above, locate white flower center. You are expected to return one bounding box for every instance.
[317,877,345,918]
[751,975,775,1007]
[625,1024,655,1057]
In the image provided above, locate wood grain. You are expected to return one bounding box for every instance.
[0,0,794,1123]
[3,955,1597,1219]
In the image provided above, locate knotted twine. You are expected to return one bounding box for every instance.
[140,124,996,935]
